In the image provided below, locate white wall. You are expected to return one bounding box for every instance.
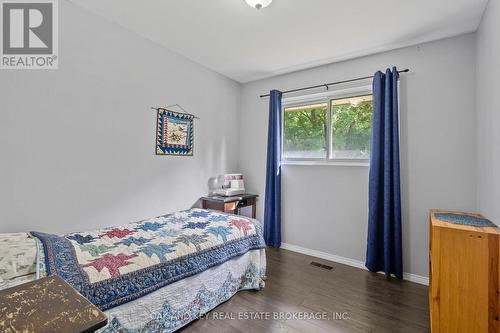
[0,1,241,234]
[0,1,482,280]
[477,0,500,223]
[238,34,478,278]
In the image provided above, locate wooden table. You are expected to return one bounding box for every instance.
[0,275,107,333]
[201,193,258,218]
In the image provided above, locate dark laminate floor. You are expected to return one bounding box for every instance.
[182,248,430,333]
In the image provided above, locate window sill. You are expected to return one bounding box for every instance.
[281,160,369,167]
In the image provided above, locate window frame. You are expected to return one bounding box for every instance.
[281,85,373,166]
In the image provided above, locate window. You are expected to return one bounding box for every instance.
[282,87,373,163]
[331,94,373,159]
[283,102,328,159]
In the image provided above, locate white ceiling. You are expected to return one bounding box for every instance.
[71,0,488,83]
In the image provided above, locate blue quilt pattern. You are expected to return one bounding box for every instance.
[31,209,264,311]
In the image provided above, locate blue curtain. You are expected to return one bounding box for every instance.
[264,90,282,248]
[365,67,403,279]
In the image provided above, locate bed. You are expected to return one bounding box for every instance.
[0,209,266,332]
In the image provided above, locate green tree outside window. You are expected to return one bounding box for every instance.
[283,95,373,159]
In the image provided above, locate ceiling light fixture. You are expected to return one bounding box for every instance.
[245,0,272,10]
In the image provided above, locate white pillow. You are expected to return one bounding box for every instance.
[0,233,37,280]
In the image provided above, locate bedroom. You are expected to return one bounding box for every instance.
[0,0,498,332]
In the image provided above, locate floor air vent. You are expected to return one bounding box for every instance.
[310,261,333,270]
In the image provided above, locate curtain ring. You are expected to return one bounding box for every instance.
[324,84,329,91]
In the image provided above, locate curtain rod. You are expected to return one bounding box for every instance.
[259,68,410,98]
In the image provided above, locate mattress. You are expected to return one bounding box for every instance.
[31,209,265,310]
[0,246,265,333]
[1,209,266,332]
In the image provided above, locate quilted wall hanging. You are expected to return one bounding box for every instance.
[155,108,194,156]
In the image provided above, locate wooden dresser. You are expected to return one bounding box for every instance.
[429,210,499,333]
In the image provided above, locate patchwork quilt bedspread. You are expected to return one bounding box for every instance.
[31,209,265,311]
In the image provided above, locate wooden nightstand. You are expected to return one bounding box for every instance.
[201,194,258,218]
[0,275,107,333]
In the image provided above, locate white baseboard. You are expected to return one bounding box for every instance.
[280,242,429,286]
